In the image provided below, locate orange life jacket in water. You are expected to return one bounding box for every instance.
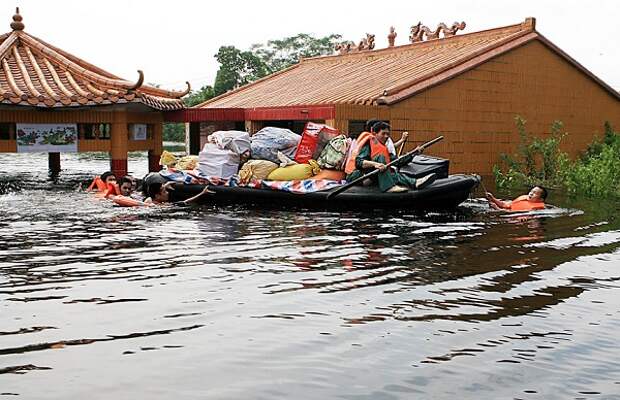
[509,195,545,211]
[87,176,107,192]
[88,179,120,199]
[101,182,121,198]
[344,132,392,174]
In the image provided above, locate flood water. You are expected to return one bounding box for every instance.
[1,152,620,399]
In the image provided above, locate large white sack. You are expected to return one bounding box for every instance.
[250,127,301,163]
[198,143,240,179]
[209,130,251,155]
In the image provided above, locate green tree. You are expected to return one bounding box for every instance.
[184,85,215,107]
[212,34,343,95]
[252,33,343,72]
[163,123,185,142]
[213,46,269,95]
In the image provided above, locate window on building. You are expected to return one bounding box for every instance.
[79,123,111,139]
[348,120,366,137]
[348,120,390,138]
[0,123,14,140]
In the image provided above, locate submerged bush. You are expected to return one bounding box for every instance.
[494,116,570,190]
[565,144,620,197]
[494,118,620,198]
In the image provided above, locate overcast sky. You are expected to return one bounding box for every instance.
[9,0,620,92]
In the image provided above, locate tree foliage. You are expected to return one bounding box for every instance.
[213,33,343,95]
[213,46,270,96]
[163,123,185,142]
[184,85,215,107]
[252,33,343,73]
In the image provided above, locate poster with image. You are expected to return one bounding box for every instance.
[131,124,148,140]
[16,123,78,153]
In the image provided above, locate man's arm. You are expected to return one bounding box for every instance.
[486,192,511,209]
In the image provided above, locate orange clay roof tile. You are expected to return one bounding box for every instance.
[200,19,619,108]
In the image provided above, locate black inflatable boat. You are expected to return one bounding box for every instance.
[162,155,480,210]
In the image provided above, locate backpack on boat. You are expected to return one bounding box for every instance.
[316,134,350,170]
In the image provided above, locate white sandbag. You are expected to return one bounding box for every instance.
[198,143,241,179]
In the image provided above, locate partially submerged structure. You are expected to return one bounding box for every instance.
[0,8,187,177]
[174,18,620,174]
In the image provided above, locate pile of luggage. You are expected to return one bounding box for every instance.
[194,122,351,183]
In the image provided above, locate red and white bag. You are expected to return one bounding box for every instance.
[293,122,339,164]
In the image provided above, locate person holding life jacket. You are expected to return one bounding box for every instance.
[86,171,121,198]
[486,186,547,211]
[345,121,436,193]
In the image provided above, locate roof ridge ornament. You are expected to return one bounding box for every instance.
[335,33,375,55]
[11,7,24,31]
[410,21,466,43]
[388,27,397,47]
[128,70,144,90]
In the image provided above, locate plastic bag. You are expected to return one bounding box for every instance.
[209,130,251,155]
[198,143,241,179]
[175,155,199,170]
[316,134,350,170]
[294,122,339,163]
[251,127,301,163]
[159,150,177,168]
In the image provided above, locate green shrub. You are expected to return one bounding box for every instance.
[494,116,569,189]
[494,119,620,198]
[564,126,620,197]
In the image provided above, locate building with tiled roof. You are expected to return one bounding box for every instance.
[174,17,620,174]
[0,8,188,177]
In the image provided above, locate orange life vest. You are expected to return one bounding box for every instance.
[87,176,107,192]
[103,182,121,198]
[509,195,545,211]
[94,182,121,198]
[344,132,392,174]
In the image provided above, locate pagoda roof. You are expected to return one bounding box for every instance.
[200,18,619,108]
[0,8,187,110]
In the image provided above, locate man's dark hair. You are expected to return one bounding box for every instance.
[372,121,390,133]
[119,176,133,186]
[147,182,163,199]
[537,185,548,200]
[365,119,379,132]
[100,171,116,182]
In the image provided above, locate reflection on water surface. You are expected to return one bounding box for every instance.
[1,152,620,399]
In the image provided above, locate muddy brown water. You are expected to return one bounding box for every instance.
[1,152,620,399]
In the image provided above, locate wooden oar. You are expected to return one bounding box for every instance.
[326,135,444,200]
[397,132,407,157]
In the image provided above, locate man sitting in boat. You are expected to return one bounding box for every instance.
[486,186,547,211]
[364,119,409,156]
[345,121,436,193]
